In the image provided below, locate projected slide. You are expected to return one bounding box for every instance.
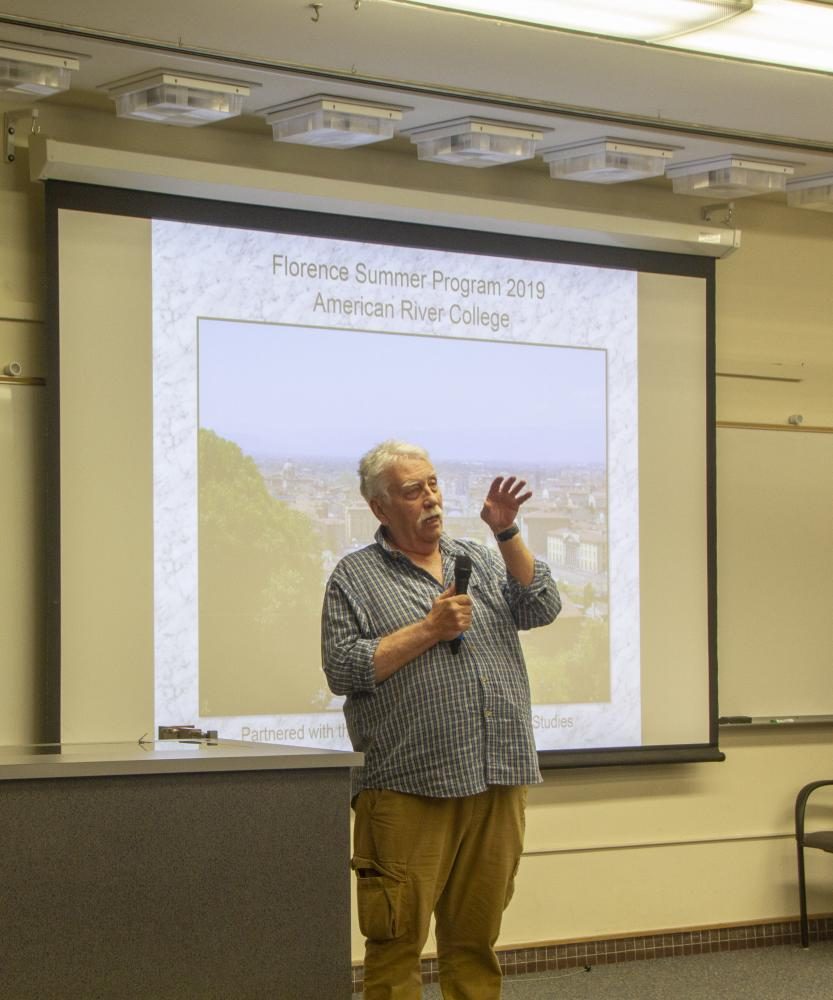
[152,220,640,752]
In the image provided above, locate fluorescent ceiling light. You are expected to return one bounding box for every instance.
[378,1,752,41]
[381,1,833,74]
[786,174,833,213]
[663,0,833,73]
[406,117,543,167]
[262,95,407,148]
[667,154,795,197]
[103,72,250,127]
[540,138,675,184]
[0,43,79,96]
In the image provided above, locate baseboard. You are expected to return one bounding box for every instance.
[351,915,833,994]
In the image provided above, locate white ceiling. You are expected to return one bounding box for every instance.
[2,1,833,188]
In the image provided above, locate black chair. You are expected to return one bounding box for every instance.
[795,780,833,948]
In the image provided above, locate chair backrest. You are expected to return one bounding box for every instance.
[796,780,833,847]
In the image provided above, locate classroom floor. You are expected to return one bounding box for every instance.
[420,940,833,999]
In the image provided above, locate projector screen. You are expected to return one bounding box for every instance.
[48,181,720,767]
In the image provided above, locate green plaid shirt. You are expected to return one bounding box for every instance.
[322,528,561,798]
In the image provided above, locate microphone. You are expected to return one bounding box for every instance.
[450,554,472,655]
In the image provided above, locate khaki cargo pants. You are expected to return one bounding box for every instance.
[353,785,527,999]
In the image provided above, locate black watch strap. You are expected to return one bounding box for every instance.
[494,523,520,543]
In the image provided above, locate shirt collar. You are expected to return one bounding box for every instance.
[374,525,463,560]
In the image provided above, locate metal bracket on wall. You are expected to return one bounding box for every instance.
[700,201,735,226]
[3,113,14,163]
[4,108,40,164]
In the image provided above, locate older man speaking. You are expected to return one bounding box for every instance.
[322,440,560,999]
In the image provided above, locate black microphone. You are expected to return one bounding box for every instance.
[449,554,472,655]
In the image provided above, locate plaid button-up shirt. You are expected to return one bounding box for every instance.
[322,527,561,799]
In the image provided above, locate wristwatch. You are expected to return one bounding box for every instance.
[494,523,520,543]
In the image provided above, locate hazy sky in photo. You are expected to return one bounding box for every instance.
[198,319,607,466]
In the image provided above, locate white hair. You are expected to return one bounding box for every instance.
[358,440,431,502]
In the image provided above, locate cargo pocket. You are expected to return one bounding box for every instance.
[352,855,407,941]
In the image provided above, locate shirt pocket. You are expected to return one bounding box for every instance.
[352,855,408,941]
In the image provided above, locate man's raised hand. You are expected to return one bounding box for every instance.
[480,476,532,534]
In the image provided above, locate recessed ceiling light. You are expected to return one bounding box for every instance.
[540,138,675,184]
[103,72,250,127]
[785,174,833,213]
[262,95,407,148]
[667,155,795,198]
[0,43,79,97]
[405,118,543,168]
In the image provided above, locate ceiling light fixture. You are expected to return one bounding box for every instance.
[667,155,795,198]
[103,72,250,127]
[262,95,407,148]
[663,0,833,74]
[405,118,543,168]
[376,0,752,42]
[0,43,79,97]
[785,173,833,213]
[540,138,675,184]
[379,1,833,74]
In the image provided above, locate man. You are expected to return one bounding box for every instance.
[322,440,560,999]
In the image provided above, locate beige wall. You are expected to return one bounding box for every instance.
[0,132,47,744]
[58,211,155,742]
[1,101,831,960]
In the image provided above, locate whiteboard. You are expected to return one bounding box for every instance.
[717,426,833,718]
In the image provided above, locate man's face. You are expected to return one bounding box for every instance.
[370,458,443,554]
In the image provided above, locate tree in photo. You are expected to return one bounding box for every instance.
[198,429,328,715]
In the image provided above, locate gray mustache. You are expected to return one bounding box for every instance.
[418,506,443,524]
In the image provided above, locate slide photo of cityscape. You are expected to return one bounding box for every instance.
[197,318,610,718]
